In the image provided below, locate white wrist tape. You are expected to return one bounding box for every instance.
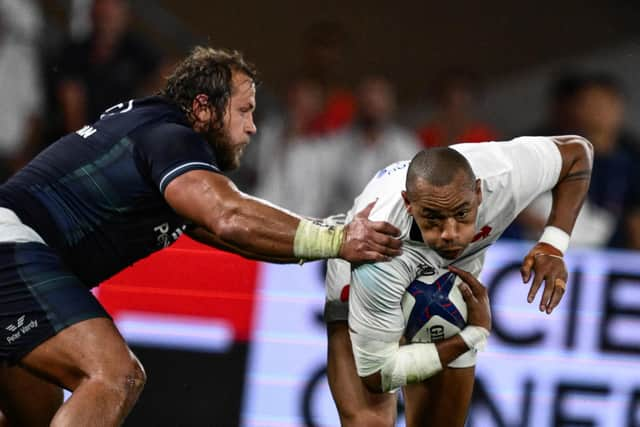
[349,331,442,392]
[538,226,570,254]
[459,326,490,352]
[293,218,345,259]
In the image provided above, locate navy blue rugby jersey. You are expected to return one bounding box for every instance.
[0,96,221,286]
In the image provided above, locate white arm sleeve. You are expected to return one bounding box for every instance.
[348,260,412,342]
[348,257,448,392]
[350,330,443,392]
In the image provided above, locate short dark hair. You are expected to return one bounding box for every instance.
[160,46,258,131]
[406,148,475,195]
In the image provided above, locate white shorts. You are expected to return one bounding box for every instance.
[324,258,351,323]
[324,258,476,368]
[0,208,46,244]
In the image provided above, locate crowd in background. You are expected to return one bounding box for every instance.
[3,0,640,250]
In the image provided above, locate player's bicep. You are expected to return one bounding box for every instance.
[164,169,241,232]
[549,135,594,182]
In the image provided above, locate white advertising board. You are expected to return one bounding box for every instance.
[242,241,640,426]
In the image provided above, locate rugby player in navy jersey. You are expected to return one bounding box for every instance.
[0,47,402,426]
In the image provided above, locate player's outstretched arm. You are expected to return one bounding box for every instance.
[164,170,402,263]
[355,266,491,393]
[186,226,298,263]
[521,135,593,314]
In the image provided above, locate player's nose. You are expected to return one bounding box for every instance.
[246,115,257,134]
[440,218,458,242]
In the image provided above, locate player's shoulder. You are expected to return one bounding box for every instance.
[368,160,411,187]
[98,96,185,125]
[356,160,408,203]
[106,97,196,143]
[450,137,556,163]
[450,137,556,180]
[353,160,409,203]
[448,141,512,187]
[347,160,413,238]
[134,120,196,142]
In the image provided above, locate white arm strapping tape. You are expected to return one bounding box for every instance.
[538,225,570,254]
[459,326,490,351]
[293,218,344,259]
[350,331,443,393]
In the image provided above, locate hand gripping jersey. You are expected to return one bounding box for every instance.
[325,137,562,367]
[0,97,221,287]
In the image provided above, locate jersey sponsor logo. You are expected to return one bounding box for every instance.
[416,263,436,277]
[472,225,492,242]
[154,222,187,248]
[100,99,134,119]
[76,125,97,139]
[374,161,408,178]
[4,315,38,344]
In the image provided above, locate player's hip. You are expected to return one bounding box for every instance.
[0,241,109,365]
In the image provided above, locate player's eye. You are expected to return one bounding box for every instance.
[456,210,469,219]
[424,217,442,227]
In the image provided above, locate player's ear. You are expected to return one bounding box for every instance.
[401,190,412,213]
[191,94,213,125]
[474,179,482,204]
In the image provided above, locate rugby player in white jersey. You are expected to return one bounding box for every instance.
[324,136,593,426]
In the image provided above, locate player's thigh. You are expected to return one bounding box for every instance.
[326,321,397,427]
[0,364,63,427]
[403,366,475,427]
[0,242,141,390]
[20,317,144,393]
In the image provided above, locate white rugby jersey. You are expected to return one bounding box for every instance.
[346,137,562,342]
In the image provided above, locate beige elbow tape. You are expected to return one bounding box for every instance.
[293,218,345,259]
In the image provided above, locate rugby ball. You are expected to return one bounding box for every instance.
[401,271,467,343]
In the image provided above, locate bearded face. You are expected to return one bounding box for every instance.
[212,73,256,171]
[191,72,257,172]
[202,125,246,172]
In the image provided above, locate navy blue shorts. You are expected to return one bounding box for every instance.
[0,242,109,365]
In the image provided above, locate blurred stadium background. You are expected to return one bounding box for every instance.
[5,0,640,425]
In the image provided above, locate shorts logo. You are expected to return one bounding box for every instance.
[5,315,25,332]
[4,315,38,344]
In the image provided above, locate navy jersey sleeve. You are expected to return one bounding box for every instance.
[133,122,221,193]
